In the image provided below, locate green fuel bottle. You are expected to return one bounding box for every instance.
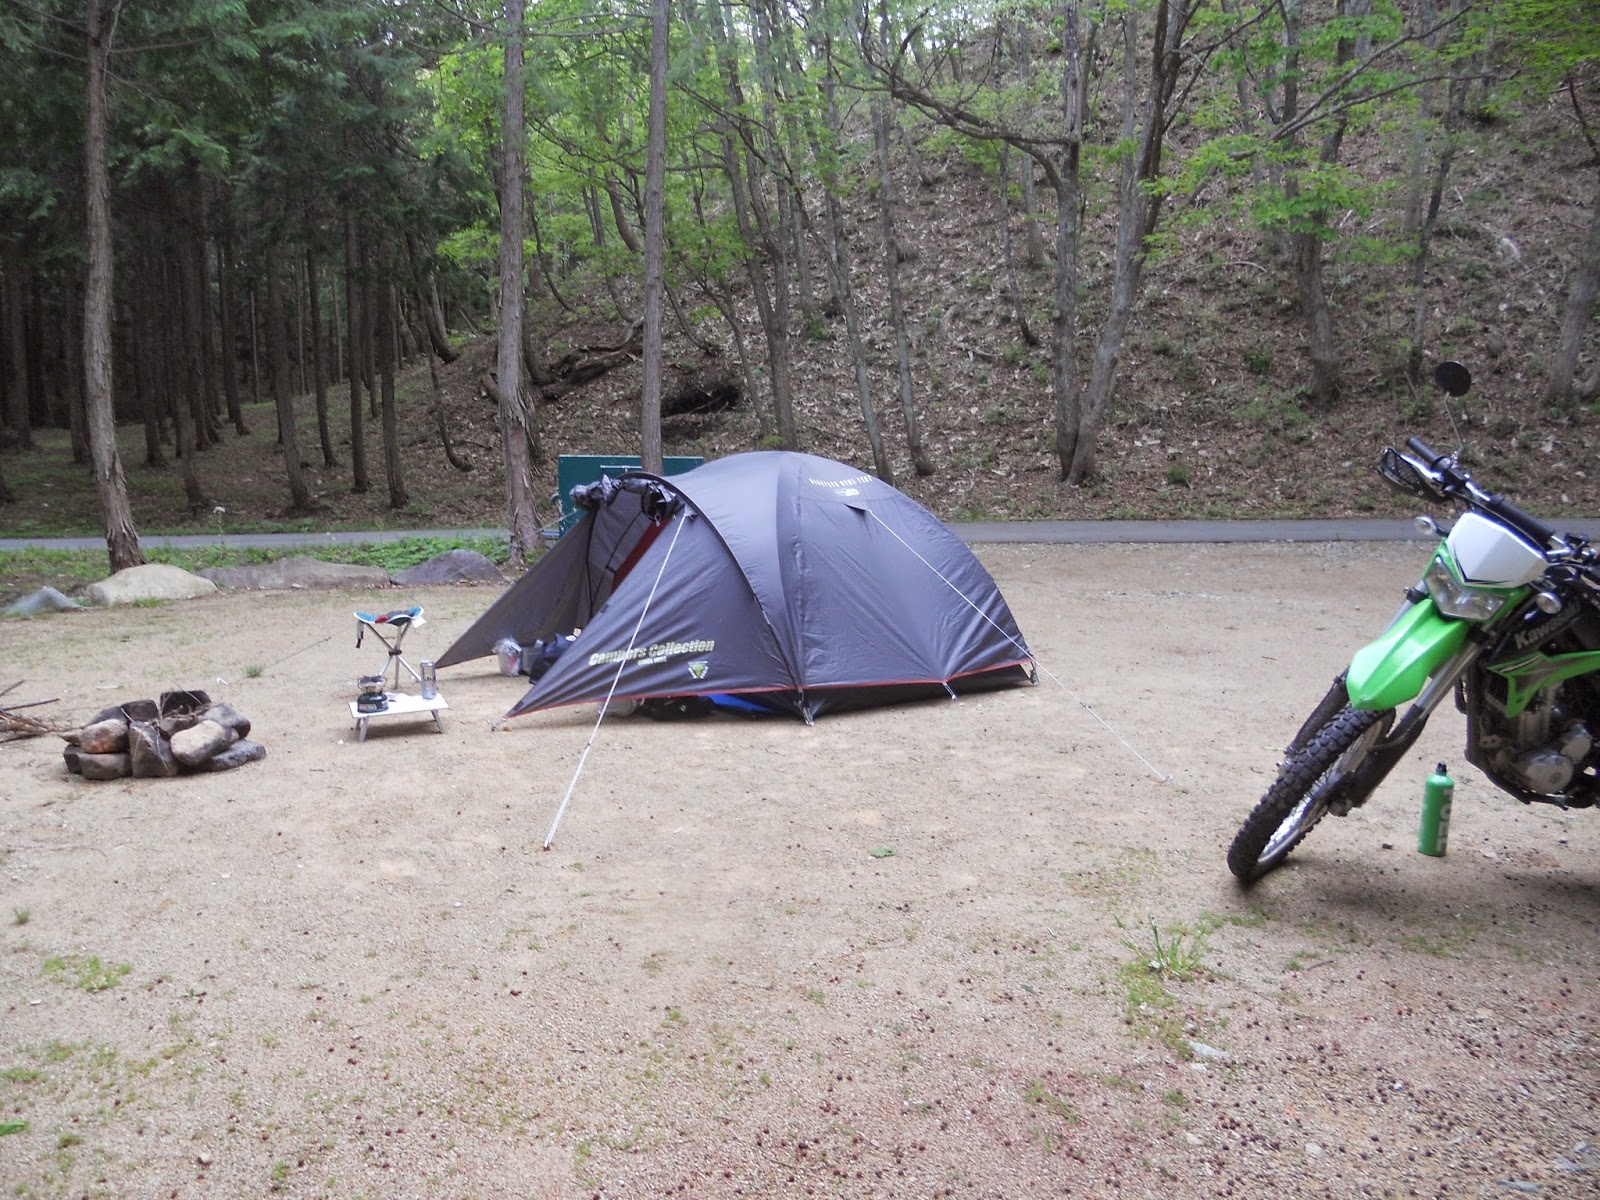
[1418,762,1454,857]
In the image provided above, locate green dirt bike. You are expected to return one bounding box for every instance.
[1228,362,1600,883]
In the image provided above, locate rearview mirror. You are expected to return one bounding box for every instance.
[1433,360,1472,398]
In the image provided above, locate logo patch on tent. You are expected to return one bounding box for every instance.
[589,639,715,668]
[687,661,709,680]
[810,473,871,498]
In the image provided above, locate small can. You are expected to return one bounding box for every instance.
[419,661,438,700]
[1418,762,1453,857]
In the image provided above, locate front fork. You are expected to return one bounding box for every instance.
[1292,639,1486,814]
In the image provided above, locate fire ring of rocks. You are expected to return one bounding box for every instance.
[61,689,265,781]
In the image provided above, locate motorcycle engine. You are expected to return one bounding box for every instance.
[1482,684,1596,795]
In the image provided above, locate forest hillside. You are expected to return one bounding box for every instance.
[0,0,1597,543]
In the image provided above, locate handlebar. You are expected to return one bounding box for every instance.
[1401,437,1563,550]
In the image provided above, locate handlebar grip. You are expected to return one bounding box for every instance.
[1405,436,1444,465]
[1486,495,1560,548]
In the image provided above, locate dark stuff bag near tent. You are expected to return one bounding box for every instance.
[494,634,576,681]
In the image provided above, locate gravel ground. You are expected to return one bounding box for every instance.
[2,540,1597,1198]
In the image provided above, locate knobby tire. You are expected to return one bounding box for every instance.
[1228,706,1395,884]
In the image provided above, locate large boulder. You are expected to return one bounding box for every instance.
[390,549,505,586]
[85,564,217,607]
[196,556,388,591]
[4,586,83,616]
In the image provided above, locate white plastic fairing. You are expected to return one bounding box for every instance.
[1445,511,1548,586]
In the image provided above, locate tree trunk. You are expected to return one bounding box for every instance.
[362,251,378,420]
[134,275,164,467]
[1275,0,1352,410]
[639,0,669,475]
[1070,0,1182,483]
[604,176,642,254]
[306,243,336,466]
[404,232,458,363]
[706,285,768,442]
[1050,6,1088,482]
[329,268,344,386]
[265,222,313,514]
[713,0,796,448]
[1020,153,1044,270]
[248,283,261,407]
[63,280,88,463]
[822,53,892,483]
[1542,174,1600,410]
[2,239,32,450]
[378,275,407,509]
[998,143,1038,348]
[425,344,473,472]
[1289,192,1342,409]
[216,218,248,435]
[1407,92,1463,384]
[872,90,933,476]
[83,0,144,571]
[344,212,370,494]
[173,209,209,510]
[499,0,543,568]
[191,190,222,448]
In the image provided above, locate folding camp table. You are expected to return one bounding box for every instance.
[349,606,447,742]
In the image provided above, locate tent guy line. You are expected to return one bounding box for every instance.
[864,508,1171,785]
[542,510,691,850]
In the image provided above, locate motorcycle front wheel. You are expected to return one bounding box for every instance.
[1228,706,1396,883]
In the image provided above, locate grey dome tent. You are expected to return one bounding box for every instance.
[436,451,1033,722]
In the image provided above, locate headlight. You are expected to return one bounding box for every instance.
[1424,556,1510,621]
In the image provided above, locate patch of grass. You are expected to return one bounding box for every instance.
[1122,918,1209,983]
[1024,1078,1078,1122]
[11,908,29,926]
[1398,934,1455,958]
[41,954,131,993]
[0,534,512,605]
[1116,918,1216,1057]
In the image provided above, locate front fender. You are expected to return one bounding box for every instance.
[1346,601,1469,711]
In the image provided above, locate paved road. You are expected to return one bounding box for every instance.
[0,518,1432,552]
[7,517,1600,554]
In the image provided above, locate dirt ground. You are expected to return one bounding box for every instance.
[2,540,1597,1199]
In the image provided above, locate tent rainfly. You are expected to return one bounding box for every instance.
[436,451,1035,722]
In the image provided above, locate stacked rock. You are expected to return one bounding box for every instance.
[62,690,265,780]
